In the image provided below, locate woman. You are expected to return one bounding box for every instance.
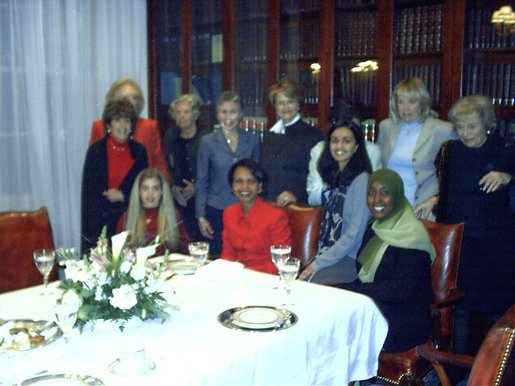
[340,168,435,352]
[432,95,514,356]
[299,120,372,284]
[378,77,455,216]
[261,78,324,207]
[196,91,261,256]
[81,100,148,253]
[221,159,291,274]
[119,168,179,254]
[164,93,205,240]
[89,78,170,182]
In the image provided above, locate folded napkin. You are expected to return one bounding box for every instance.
[195,259,244,281]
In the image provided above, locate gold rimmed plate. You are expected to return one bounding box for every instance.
[218,306,298,332]
[0,319,62,351]
[20,373,104,385]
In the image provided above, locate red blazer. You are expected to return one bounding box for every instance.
[221,197,291,274]
[90,118,171,182]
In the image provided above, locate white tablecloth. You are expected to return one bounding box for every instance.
[0,268,387,386]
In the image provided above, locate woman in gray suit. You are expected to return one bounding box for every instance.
[196,91,261,255]
[377,77,456,218]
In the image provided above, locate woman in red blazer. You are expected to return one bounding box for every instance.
[221,159,291,274]
[89,78,170,182]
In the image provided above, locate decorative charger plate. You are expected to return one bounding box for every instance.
[20,374,104,385]
[218,306,298,331]
[0,319,62,351]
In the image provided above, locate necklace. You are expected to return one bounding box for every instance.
[111,144,126,152]
[223,130,238,145]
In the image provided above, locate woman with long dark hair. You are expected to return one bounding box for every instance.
[299,120,372,284]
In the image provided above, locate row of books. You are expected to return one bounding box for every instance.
[335,0,376,9]
[191,0,221,25]
[279,23,320,61]
[235,20,268,63]
[158,36,181,73]
[465,7,515,50]
[234,69,268,116]
[463,63,514,106]
[394,4,443,55]
[339,66,376,106]
[392,64,442,105]
[191,33,224,65]
[335,11,376,58]
[235,0,268,18]
[281,0,320,14]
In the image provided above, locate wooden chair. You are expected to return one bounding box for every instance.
[417,304,515,386]
[280,203,323,270]
[0,207,57,293]
[376,220,465,385]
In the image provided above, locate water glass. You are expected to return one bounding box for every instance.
[277,257,300,306]
[270,245,291,289]
[33,249,56,295]
[188,242,209,267]
[54,291,80,346]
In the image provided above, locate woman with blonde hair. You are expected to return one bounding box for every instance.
[377,77,456,217]
[121,167,179,253]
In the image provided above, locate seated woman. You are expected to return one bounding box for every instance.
[221,159,291,274]
[299,120,372,284]
[340,168,435,352]
[118,168,179,255]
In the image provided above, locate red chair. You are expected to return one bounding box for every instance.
[377,220,465,385]
[0,207,57,293]
[417,304,515,386]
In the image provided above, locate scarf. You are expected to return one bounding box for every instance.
[358,169,435,283]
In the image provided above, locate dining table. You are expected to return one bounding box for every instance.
[0,260,388,386]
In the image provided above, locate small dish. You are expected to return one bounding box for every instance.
[218,306,298,332]
[108,358,156,376]
[20,373,104,385]
[169,261,198,275]
[0,319,62,351]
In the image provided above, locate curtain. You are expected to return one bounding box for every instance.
[0,0,148,250]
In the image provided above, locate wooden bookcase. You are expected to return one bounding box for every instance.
[148,0,514,138]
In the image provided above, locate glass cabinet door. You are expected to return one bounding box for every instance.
[279,0,321,123]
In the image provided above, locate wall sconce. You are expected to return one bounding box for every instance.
[310,62,321,75]
[350,60,379,73]
[491,5,515,32]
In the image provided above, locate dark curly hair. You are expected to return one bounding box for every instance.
[228,159,268,193]
[318,120,372,187]
[102,99,138,134]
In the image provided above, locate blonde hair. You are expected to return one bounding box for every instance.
[448,95,496,132]
[268,78,303,105]
[168,93,202,120]
[105,78,145,115]
[389,77,433,124]
[125,168,178,251]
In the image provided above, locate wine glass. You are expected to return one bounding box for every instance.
[188,242,209,267]
[33,249,56,295]
[277,257,300,307]
[54,291,81,346]
[270,245,291,289]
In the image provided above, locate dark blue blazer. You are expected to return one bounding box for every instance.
[81,136,148,253]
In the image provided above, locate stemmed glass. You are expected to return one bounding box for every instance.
[54,291,81,347]
[33,249,56,295]
[270,245,291,289]
[277,257,300,307]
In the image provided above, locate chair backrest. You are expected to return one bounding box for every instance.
[0,207,57,293]
[469,304,515,386]
[281,203,323,270]
[420,219,464,349]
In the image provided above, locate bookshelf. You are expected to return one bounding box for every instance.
[147,0,514,139]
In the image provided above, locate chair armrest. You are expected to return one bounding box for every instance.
[416,345,474,369]
[438,288,464,309]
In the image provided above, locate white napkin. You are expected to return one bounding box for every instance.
[195,259,244,281]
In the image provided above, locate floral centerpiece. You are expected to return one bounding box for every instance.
[59,228,174,331]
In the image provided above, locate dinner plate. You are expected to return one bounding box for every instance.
[0,319,62,351]
[218,306,298,332]
[20,373,104,385]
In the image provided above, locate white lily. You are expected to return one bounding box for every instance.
[136,244,157,266]
[111,231,129,263]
